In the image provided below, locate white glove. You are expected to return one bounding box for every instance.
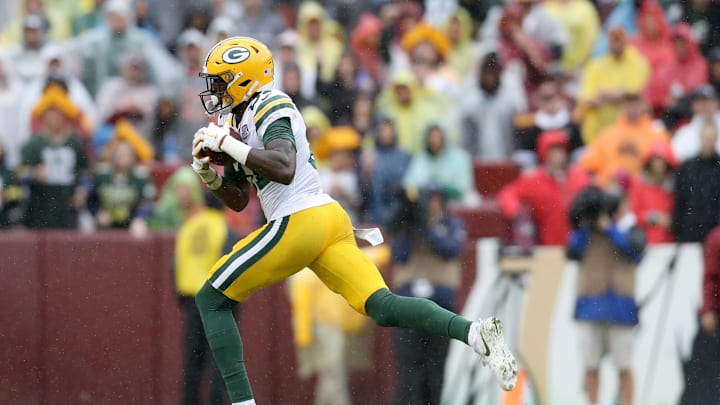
[193,122,252,165]
[195,123,229,152]
[191,132,208,160]
[191,155,222,189]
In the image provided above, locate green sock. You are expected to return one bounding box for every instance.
[195,282,253,402]
[365,288,472,344]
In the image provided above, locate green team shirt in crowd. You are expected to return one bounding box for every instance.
[93,166,154,228]
[21,133,88,228]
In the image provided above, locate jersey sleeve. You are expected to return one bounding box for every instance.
[262,118,293,145]
[251,91,297,145]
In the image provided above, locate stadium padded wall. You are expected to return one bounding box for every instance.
[0,231,398,405]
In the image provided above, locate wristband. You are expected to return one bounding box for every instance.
[206,174,222,190]
[197,166,218,184]
[221,136,252,165]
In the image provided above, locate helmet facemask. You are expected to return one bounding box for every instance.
[199,70,243,115]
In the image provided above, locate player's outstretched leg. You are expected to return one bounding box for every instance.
[365,288,518,391]
[195,282,255,405]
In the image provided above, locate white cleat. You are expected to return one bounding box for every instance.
[471,317,518,391]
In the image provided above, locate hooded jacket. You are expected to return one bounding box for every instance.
[375,71,456,154]
[580,114,670,185]
[369,120,412,226]
[400,22,462,100]
[644,23,707,111]
[544,0,601,71]
[301,105,330,167]
[149,166,203,230]
[350,13,385,83]
[631,0,674,68]
[460,51,527,160]
[628,141,676,244]
[403,124,473,202]
[577,45,650,144]
[296,2,344,83]
[445,7,476,78]
[499,131,590,245]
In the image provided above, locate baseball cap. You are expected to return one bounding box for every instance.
[42,44,64,63]
[277,30,299,49]
[208,16,234,37]
[23,14,46,30]
[691,84,718,101]
[105,0,132,18]
[121,52,146,68]
[177,28,204,48]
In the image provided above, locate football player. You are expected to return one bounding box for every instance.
[190,36,518,405]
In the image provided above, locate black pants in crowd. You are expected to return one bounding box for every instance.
[679,319,720,405]
[392,284,455,405]
[394,328,450,405]
[179,296,227,405]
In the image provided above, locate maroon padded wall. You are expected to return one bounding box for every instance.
[0,231,42,405]
[1,230,444,405]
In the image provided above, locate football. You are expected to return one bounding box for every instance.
[200,149,235,166]
[199,126,243,166]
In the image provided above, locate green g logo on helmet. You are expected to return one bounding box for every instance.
[221,47,251,64]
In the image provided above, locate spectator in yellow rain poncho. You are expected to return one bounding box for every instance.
[288,245,391,405]
[576,27,649,145]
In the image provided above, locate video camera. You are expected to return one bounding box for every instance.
[568,186,624,230]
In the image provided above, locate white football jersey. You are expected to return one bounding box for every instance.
[220,89,333,221]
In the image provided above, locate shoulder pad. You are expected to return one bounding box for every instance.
[249,89,294,113]
[250,90,296,131]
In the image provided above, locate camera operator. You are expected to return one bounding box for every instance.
[567,186,646,405]
[387,186,467,405]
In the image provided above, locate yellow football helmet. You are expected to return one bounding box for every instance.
[199,36,274,115]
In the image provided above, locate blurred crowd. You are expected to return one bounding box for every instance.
[0,0,719,248]
[3,0,720,403]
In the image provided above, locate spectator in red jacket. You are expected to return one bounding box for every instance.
[645,23,708,116]
[498,130,590,246]
[628,140,677,244]
[631,0,674,116]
